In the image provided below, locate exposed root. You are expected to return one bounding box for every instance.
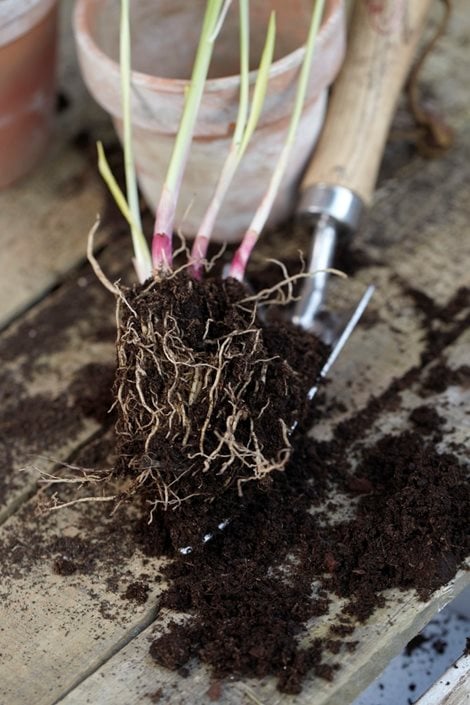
[111,270,327,510]
[32,460,117,515]
[405,0,454,158]
[87,219,121,296]
[239,266,347,311]
[39,494,117,514]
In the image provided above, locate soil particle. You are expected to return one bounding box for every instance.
[53,557,78,576]
[49,535,99,574]
[432,638,447,655]
[206,681,223,701]
[409,405,444,437]
[421,363,470,395]
[150,624,195,670]
[122,581,150,604]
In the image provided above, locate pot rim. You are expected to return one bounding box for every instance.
[0,0,57,47]
[73,0,342,95]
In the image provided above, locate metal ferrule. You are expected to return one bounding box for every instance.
[298,183,364,234]
[293,184,365,331]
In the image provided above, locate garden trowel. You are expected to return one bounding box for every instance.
[293,0,432,341]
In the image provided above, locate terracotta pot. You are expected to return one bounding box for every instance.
[74,0,345,242]
[0,0,58,189]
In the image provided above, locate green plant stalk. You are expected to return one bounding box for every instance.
[228,0,326,281]
[190,8,276,277]
[97,141,143,238]
[152,0,225,273]
[120,0,152,282]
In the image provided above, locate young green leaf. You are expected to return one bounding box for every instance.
[229,0,326,281]
[152,0,226,273]
[120,0,152,281]
[190,7,276,277]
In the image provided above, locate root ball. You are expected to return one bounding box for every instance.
[113,272,327,509]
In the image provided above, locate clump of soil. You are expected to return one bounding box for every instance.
[145,424,469,694]
[122,580,150,604]
[138,285,470,692]
[113,271,328,510]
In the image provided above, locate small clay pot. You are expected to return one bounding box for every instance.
[0,0,59,189]
[74,0,345,242]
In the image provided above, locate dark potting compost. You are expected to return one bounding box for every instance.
[111,278,470,692]
[1,241,468,695]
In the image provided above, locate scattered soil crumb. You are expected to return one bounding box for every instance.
[122,581,150,604]
[53,557,77,576]
[405,634,429,656]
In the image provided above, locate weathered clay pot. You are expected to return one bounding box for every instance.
[74,0,345,242]
[0,0,58,188]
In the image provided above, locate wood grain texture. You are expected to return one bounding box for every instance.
[0,0,113,330]
[55,571,470,705]
[416,654,470,705]
[0,475,166,705]
[0,241,128,523]
[302,0,432,204]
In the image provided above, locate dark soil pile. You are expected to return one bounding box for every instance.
[113,271,328,511]
[145,422,469,693]
[141,287,470,693]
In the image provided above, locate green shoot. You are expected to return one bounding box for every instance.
[120,0,151,281]
[97,142,143,241]
[229,0,326,281]
[238,12,276,156]
[95,1,152,283]
[190,6,276,277]
[152,0,226,273]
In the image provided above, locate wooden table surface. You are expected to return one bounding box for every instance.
[0,2,469,704]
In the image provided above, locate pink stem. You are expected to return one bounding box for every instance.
[151,233,173,273]
[227,228,258,281]
[190,151,238,279]
[190,235,209,280]
[152,186,176,272]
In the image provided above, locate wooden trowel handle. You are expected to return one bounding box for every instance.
[302,0,432,207]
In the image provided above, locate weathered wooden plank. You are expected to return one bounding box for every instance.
[0,0,113,329]
[55,572,470,705]
[0,474,166,705]
[416,654,470,705]
[0,240,129,522]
